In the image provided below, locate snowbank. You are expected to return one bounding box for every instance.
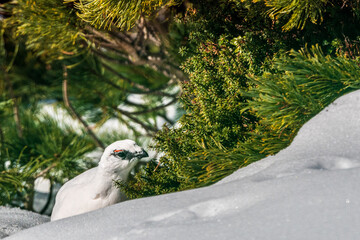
[6,90,360,239]
[0,207,49,238]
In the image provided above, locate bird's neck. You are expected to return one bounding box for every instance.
[97,159,139,182]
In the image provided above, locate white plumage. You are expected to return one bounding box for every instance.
[51,140,148,221]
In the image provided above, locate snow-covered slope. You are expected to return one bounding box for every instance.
[7,90,360,240]
[0,207,49,238]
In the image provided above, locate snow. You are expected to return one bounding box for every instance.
[0,207,49,238]
[5,90,360,239]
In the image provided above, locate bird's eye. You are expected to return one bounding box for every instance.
[113,149,126,158]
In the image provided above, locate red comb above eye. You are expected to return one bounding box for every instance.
[114,149,123,152]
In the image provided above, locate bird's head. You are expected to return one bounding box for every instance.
[99,140,148,173]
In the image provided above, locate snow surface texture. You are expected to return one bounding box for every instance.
[6,90,360,239]
[0,207,49,238]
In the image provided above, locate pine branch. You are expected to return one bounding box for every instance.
[159,113,175,125]
[112,106,158,134]
[90,67,173,100]
[86,24,186,83]
[62,65,105,149]
[101,61,179,97]
[90,48,129,64]
[121,97,177,115]
[101,62,150,91]
[69,0,171,30]
[109,26,134,44]
[87,37,129,57]
[40,179,53,214]
[86,26,140,61]
[116,113,143,137]
[265,0,329,31]
[34,162,57,179]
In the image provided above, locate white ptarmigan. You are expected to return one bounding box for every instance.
[51,140,148,221]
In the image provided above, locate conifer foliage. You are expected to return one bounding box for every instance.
[265,0,330,31]
[67,0,178,30]
[0,0,181,209]
[122,0,360,197]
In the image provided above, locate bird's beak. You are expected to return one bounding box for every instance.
[134,148,149,159]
